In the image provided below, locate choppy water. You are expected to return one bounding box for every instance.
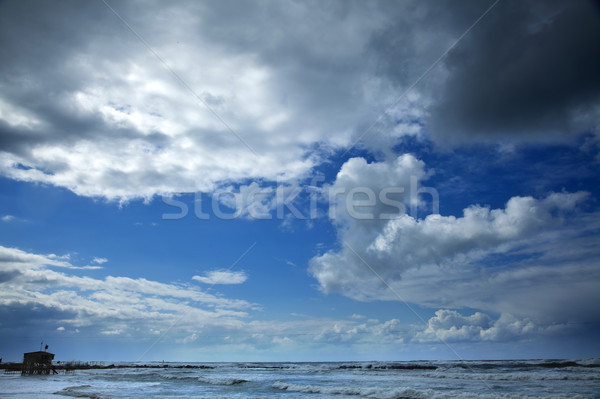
[1,359,599,398]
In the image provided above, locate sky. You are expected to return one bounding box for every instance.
[0,0,599,362]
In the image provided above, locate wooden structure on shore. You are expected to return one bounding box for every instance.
[22,351,56,375]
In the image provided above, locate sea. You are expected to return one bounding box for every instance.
[1,359,599,398]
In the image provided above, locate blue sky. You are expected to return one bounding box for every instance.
[0,0,599,362]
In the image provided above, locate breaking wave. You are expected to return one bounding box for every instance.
[271,381,591,399]
[272,381,431,399]
[53,385,103,399]
[160,374,248,385]
[197,376,249,385]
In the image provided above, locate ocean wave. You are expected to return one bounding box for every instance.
[423,371,600,381]
[197,376,249,385]
[238,363,295,370]
[272,381,594,399]
[339,363,437,370]
[575,358,600,367]
[436,360,600,370]
[272,381,431,398]
[159,374,201,382]
[159,374,249,385]
[53,385,103,399]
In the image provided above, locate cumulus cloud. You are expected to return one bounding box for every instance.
[310,154,600,326]
[309,313,552,346]
[92,257,108,265]
[368,191,589,265]
[307,154,439,297]
[193,270,248,285]
[308,154,435,297]
[416,310,564,343]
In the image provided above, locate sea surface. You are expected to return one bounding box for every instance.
[1,359,599,398]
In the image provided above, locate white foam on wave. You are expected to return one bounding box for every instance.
[271,381,593,399]
[159,373,249,385]
[272,381,431,398]
[159,374,199,382]
[53,385,102,399]
[423,371,600,381]
[197,376,249,386]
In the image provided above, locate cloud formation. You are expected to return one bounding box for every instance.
[0,243,586,360]
[2,1,595,202]
[193,270,248,285]
[0,245,255,341]
[0,0,380,201]
[415,310,562,343]
[310,155,600,326]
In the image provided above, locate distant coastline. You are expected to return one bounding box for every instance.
[1,361,215,373]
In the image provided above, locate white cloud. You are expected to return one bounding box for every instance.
[272,336,293,345]
[100,329,124,336]
[282,259,297,268]
[1,215,15,222]
[212,182,277,220]
[313,319,407,345]
[180,333,200,344]
[310,155,599,326]
[0,243,573,353]
[368,191,589,264]
[308,155,433,298]
[416,310,562,343]
[0,246,74,269]
[0,1,450,202]
[0,245,256,341]
[92,257,108,265]
[192,270,248,285]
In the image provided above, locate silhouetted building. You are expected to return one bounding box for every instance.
[22,351,55,375]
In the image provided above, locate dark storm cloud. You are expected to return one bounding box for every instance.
[367,0,483,88]
[429,0,600,143]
